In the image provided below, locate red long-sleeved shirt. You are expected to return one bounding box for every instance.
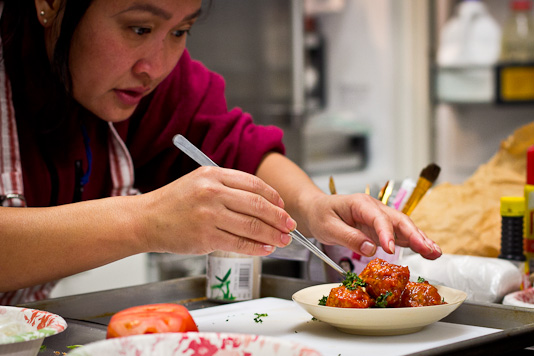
[14,50,285,207]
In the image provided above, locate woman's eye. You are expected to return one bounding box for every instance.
[130,26,152,35]
[172,29,191,38]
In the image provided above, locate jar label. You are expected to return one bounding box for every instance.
[500,66,534,101]
[206,256,254,301]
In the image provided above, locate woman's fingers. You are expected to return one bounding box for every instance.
[395,227,442,260]
[208,231,279,256]
[143,167,296,256]
[215,167,286,209]
[199,167,296,246]
[308,193,442,260]
[349,195,442,260]
[220,191,295,242]
[204,190,294,249]
[387,212,441,259]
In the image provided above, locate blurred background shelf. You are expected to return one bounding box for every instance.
[435,63,534,104]
[431,0,534,184]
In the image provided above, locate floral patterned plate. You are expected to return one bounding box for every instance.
[503,287,534,308]
[0,306,67,356]
[67,332,322,356]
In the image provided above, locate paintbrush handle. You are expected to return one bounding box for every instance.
[401,177,433,216]
[329,176,337,195]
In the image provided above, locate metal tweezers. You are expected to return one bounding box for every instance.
[172,134,347,277]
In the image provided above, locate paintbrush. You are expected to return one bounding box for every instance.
[401,163,441,216]
[329,175,337,195]
[381,180,394,205]
[377,180,394,205]
[377,181,388,201]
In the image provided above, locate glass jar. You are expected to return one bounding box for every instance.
[500,0,534,62]
[206,251,261,302]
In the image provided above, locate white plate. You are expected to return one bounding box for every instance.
[0,306,67,356]
[67,332,322,356]
[503,287,534,308]
[292,283,467,336]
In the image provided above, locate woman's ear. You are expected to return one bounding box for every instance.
[34,0,61,27]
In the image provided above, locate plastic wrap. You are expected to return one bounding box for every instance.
[400,253,522,303]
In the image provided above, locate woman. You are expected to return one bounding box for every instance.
[0,0,441,305]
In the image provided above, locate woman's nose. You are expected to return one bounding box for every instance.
[132,41,179,80]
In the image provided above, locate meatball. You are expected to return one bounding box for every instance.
[359,258,410,307]
[399,281,446,307]
[325,285,375,308]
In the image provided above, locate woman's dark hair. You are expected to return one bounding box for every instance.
[52,0,93,93]
[0,0,93,135]
[2,0,92,94]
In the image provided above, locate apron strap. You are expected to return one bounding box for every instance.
[108,122,140,196]
[0,1,25,207]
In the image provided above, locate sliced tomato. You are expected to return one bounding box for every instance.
[106,303,198,339]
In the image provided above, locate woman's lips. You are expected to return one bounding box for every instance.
[114,88,147,106]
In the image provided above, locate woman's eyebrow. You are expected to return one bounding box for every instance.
[184,8,202,22]
[114,4,202,22]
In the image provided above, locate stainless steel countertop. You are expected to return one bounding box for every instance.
[21,275,534,356]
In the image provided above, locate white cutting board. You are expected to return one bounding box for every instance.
[190,297,500,356]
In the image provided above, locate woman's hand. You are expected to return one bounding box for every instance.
[137,166,296,256]
[255,152,442,261]
[303,192,442,260]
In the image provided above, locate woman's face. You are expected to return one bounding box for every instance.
[67,0,201,122]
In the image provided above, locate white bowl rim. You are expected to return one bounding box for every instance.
[291,283,468,335]
[292,283,467,309]
[0,306,67,345]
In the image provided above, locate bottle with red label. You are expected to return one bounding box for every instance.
[524,146,534,286]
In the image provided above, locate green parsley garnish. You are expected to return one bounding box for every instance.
[318,295,328,306]
[253,313,268,323]
[67,345,83,349]
[417,276,426,283]
[375,291,393,308]
[342,272,366,290]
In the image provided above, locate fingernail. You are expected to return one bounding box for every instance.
[281,233,292,246]
[388,241,395,254]
[263,245,276,253]
[286,217,297,231]
[425,240,434,253]
[434,243,442,255]
[361,241,376,256]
